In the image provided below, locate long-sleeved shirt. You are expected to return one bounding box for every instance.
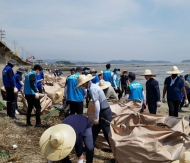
[146,78,160,103]
[103,86,118,100]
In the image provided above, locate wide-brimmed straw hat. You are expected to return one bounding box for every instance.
[75,75,95,89]
[141,69,156,77]
[171,151,190,163]
[90,69,97,73]
[99,79,111,90]
[39,124,76,161]
[166,66,184,74]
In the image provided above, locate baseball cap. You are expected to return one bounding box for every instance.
[128,72,136,80]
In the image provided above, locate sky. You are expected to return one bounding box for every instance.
[0,0,190,62]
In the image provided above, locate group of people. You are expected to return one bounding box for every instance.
[2,59,190,163]
[2,59,45,127]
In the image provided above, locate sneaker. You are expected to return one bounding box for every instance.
[26,123,33,127]
[11,116,19,121]
[15,110,20,115]
[34,124,46,128]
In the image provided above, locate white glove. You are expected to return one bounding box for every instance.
[114,87,118,90]
[77,159,84,163]
[162,97,166,103]
[14,87,18,93]
[157,101,161,107]
[35,93,39,99]
[184,99,189,107]
[94,117,99,125]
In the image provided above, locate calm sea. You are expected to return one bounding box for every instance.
[62,63,190,91]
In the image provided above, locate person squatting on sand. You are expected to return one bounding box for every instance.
[99,79,118,100]
[125,72,146,112]
[75,75,112,146]
[162,66,189,117]
[41,115,94,163]
[2,59,19,121]
[24,64,45,127]
[141,69,161,114]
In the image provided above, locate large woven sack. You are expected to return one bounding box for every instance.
[41,94,52,113]
[52,88,64,105]
[56,76,66,88]
[43,83,61,99]
[109,112,190,163]
[87,100,142,150]
[44,73,55,85]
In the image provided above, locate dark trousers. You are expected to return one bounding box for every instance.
[5,87,16,117]
[69,101,83,115]
[167,100,181,117]
[38,87,43,93]
[15,93,18,109]
[148,103,157,114]
[61,128,94,163]
[25,95,41,125]
[92,107,112,146]
[114,87,122,100]
[121,85,127,96]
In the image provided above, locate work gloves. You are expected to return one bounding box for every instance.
[157,101,161,107]
[184,99,189,107]
[14,87,18,94]
[162,97,166,103]
[78,159,84,163]
[35,93,39,99]
[94,117,99,125]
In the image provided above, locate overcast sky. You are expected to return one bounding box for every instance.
[1,0,190,62]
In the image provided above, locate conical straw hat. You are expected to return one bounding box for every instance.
[140,69,156,77]
[39,124,76,161]
[171,151,190,163]
[166,66,184,74]
[99,79,111,90]
[75,75,94,89]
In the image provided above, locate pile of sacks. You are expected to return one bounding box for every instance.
[87,100,190,163]
[0,71,66,115]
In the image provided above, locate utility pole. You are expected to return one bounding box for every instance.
[12,40,18,53]
[21,47,24,59]
[0,30,5,40]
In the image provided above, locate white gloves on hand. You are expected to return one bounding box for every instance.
[114,87,118,90]
[162,97,166,103]
[184,99,189,107]
[77,159,84,163]
[35,93,39,99]
[157,101,161,107]
[94,117,99,125]
[14,87,18,93]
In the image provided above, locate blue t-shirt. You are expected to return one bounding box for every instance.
[66,72,85,102]
[91,75,100,84]
[164,76,184,100]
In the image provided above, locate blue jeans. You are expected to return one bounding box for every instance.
[148,103,157,114]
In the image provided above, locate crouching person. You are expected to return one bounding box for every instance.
[24,64,44,127]
[40,115,94,163]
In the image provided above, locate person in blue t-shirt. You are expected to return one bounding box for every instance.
[111,68,122,100]
[66,67,85,115]
[162,66,188,117]
[13,68,25,113]
[24,64,45,127]
[102,63,113,83]
[125,72,146,112]
[90,69,100,84]
[36,70,44,93]
[2,59,18,121]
